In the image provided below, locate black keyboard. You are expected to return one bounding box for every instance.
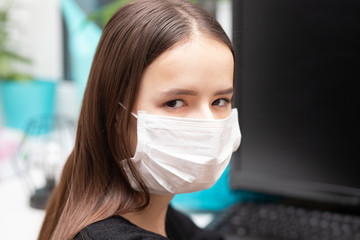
[206,202,360,240]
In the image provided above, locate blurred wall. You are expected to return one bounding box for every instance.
[216,0,232,41]
[9,0,63,80]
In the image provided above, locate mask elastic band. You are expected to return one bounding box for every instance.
[119,102,138,119]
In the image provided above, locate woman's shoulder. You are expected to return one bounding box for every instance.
[73,215,168,240]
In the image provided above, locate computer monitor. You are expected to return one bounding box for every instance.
[230,0,360,208]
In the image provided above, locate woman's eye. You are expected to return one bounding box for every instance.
[165,99,185,109]
[212,98,230,107]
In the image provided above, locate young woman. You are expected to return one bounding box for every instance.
[38,0,241,239]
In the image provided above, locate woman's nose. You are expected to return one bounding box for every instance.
[191,106,214,119]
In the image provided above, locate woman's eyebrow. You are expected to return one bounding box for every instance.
[160,89,198,97]
[160,87,233,97]
[214,88,234,95]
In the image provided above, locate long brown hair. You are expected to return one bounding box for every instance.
[38,0,233,239]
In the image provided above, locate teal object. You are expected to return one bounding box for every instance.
[0,79,56,132]
[61,0,102,103]
[172,166,259,212]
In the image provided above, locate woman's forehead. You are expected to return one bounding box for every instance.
[137,36,234,97]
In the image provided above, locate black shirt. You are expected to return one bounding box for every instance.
[74,205,224,240]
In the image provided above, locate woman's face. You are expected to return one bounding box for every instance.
[134,36,234,118]
[130,36,234,153]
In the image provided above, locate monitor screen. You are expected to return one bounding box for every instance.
[231,0,360,206]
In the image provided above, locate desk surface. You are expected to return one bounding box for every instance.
[0,176,45,240]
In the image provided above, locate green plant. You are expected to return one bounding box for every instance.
[88,0,133,29]
[0,1,32,81]
[88,0,206,29]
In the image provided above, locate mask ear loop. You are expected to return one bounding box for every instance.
[119,102,138,119]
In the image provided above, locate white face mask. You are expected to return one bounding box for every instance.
[122,108,241,195]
